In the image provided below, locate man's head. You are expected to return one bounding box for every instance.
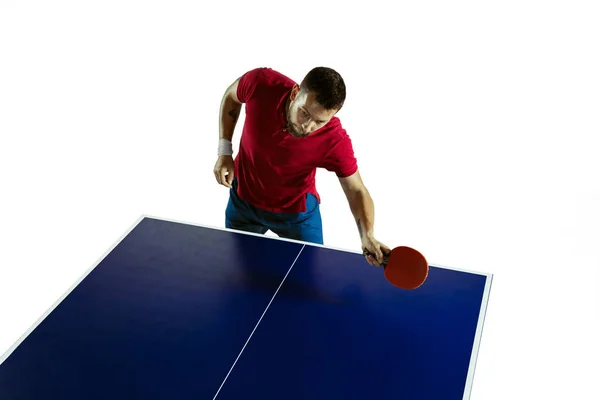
[285,67,346,138]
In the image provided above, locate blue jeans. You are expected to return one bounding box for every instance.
[225,178,324,245]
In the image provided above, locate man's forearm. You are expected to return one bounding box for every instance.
[219,94,242,142]
[348,189,376,240]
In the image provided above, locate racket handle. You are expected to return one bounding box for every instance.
[362,248,390,266]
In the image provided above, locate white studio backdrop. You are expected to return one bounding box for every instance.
[1,1,598,398]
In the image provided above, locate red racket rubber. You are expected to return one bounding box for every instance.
[364,246,429,290]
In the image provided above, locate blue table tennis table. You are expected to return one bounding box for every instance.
[0,216,492,399]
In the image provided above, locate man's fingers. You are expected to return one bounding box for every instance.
[376,248,384,264]
[366,256,375,266]
[382,245,392,255]
[220,170,231,188]
[365,254,379,267]
[363,241,392,267]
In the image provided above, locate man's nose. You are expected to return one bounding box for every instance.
[302,122,315,132]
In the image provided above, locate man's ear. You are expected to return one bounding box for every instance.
[290,84,300,100]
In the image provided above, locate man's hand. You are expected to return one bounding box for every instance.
[361,234,391,267]
[213,155,235,188]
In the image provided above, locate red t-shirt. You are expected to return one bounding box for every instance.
[234,67,358,213]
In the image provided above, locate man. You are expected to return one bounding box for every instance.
[213,66,390,267]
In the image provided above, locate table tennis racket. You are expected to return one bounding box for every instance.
[363,246,429,290]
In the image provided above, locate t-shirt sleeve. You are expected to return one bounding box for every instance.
[236,67,267,103]
[320,132,358,178]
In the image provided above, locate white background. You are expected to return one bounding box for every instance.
[1,1,598,398]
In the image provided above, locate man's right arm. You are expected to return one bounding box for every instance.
[214,77,243,188]
[219,77,243,143]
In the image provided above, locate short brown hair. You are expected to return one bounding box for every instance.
[299,67,346,111]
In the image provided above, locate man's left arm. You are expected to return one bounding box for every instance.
[338,170,391,267]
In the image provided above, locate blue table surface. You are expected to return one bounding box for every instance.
[0,217,491,400]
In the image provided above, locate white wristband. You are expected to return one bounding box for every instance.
[218,138,233,156]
